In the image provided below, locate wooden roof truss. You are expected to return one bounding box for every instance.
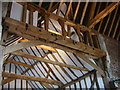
[1,1,120,89]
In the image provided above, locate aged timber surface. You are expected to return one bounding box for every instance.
[3,17,106,58]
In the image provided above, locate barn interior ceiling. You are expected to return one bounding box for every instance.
[1,1,120,89]
[32,2,120,41]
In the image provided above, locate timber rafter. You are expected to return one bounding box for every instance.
[11,50,89,71]
[2,1,115,89]
[4,17,106,58]
[87,2,120,28]
[3,17,106,77]
[18,2,98,35]
[2,72,63,85]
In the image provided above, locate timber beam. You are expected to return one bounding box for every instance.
[4,60,34,69]
[3,40,105,77]
[2,72,63,85]
[88,2,120,28]
[3,17,106,58]
[18,2,98,35]
[60,69,96,88]
[3,18,106,76]
[4,40,57,55]
[11,50,89,71]
[2,52,52,89]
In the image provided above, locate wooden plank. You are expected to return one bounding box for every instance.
[97,2,108,31]
[4,60,34,69]
[6,2,12,17]
[96,2,102,15]
[88,2,119,28]
[38,2,59,28]
[48,29,62,36]
[41,82,52,88]
[56,1,64,15]
[77,53,105,77]
[18,2,98,35]
[61,70,96,88]
[11,51,89,71]
[58,19,67,37]
[50,51,73,80]
[37,45,57,52]
[98,2,111,35]
[48,1,53,12]
[4,37,105,76]
[67,25,71,37]
[2,52,50,85]
[76,24,83,42]
[44,15,49,31]
[68,2,73,20]
[45,69,52,78]
[38,2,59,24]
[86,2,96,27]
[4,17,106,58]
[2,72,62,85]
[100,3,111,33]
[102,13,111,34]
[112,14,120,38]
[73,1,81,22]
[83,31,89,44]
[18,53,53,89]
[2,78,14,85]
[90,71,97,89]
[88,2,96,21]
[88,32,94,46]
[1,3,12,44]
[107,7,118,37]
[4,40,57,55]
[22,4,27,22]
[65,0,73,18]
[4,18,106,76]
[39,40,105,77]
[50,2,60,13]
[95,73,100,89]
[29,9,33,25]
[80,1,89,24]
[4,40,41,55]
[97,20,103,32]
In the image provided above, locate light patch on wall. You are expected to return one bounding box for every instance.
[10,2,23,21]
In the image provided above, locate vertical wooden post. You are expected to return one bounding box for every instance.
[58,19,67,37]
[22,4,27,23]
[6,2,12,17]
[67,25,71,37]
[44,15,49,31]
[76,24,83,42]
[29,9,33,25]
[2,2,12,44]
